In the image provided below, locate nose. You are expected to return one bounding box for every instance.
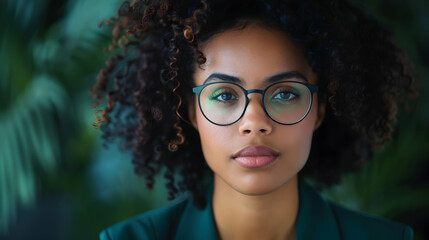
[238,94,273,135]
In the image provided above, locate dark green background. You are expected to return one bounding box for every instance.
[0,0,428,239]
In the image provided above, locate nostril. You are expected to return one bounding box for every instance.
[259,129,267,133]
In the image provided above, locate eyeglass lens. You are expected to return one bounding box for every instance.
[198,82,313,125]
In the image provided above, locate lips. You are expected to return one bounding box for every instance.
[232,145,279,168]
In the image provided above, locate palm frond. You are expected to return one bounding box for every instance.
[323,115,429,218]
[0,0,121,234]
[0,76,72,233]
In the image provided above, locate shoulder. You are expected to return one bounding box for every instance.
[99,197,189,240]
[297,179,413,240]
[329,202,413,240]
[99,183,218,240]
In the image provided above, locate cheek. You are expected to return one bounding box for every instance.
[195,111,233,162]
[293,102,319,162]
[278,100,319,165]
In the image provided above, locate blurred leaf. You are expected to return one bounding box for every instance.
[0,76,72,233]
[323,115,429,218]
[0,0,121,235]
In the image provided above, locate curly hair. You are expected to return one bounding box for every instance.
[90,0,415,208]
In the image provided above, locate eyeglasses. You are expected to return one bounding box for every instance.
[192,81,318,126]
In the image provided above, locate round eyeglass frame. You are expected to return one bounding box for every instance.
[192,81,319,126]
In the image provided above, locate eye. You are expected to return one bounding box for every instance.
[210,89,238,103]
[272,90,298,102]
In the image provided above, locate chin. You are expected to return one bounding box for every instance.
[231,175,296,196]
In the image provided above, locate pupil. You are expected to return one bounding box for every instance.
[221,93,230,100]
[280,92,289,98]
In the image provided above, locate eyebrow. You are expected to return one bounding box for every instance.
[202,71,308,85]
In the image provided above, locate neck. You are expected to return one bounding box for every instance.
[212,176,299,240]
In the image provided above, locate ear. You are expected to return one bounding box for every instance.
[314,101,326,131]
[187,97,198,130]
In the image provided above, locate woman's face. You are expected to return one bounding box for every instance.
[190,24,324,196]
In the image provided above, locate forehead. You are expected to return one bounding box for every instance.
[194,25,316,86]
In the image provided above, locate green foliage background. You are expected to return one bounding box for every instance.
[0,0,427,239]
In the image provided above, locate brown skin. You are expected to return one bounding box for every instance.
[189,25,325,240]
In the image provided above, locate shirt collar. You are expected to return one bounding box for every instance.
[175,182,219,240]
[175,178,341,240]
[296,178,341,240]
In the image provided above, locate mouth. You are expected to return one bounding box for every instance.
[232,145,280,168]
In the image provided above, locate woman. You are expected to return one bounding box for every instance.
[91,0,416,239]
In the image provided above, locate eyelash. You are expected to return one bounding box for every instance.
[271,88,299,101]
[210,89,238,102]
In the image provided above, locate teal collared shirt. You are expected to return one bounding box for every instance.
[100,180,413,239]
